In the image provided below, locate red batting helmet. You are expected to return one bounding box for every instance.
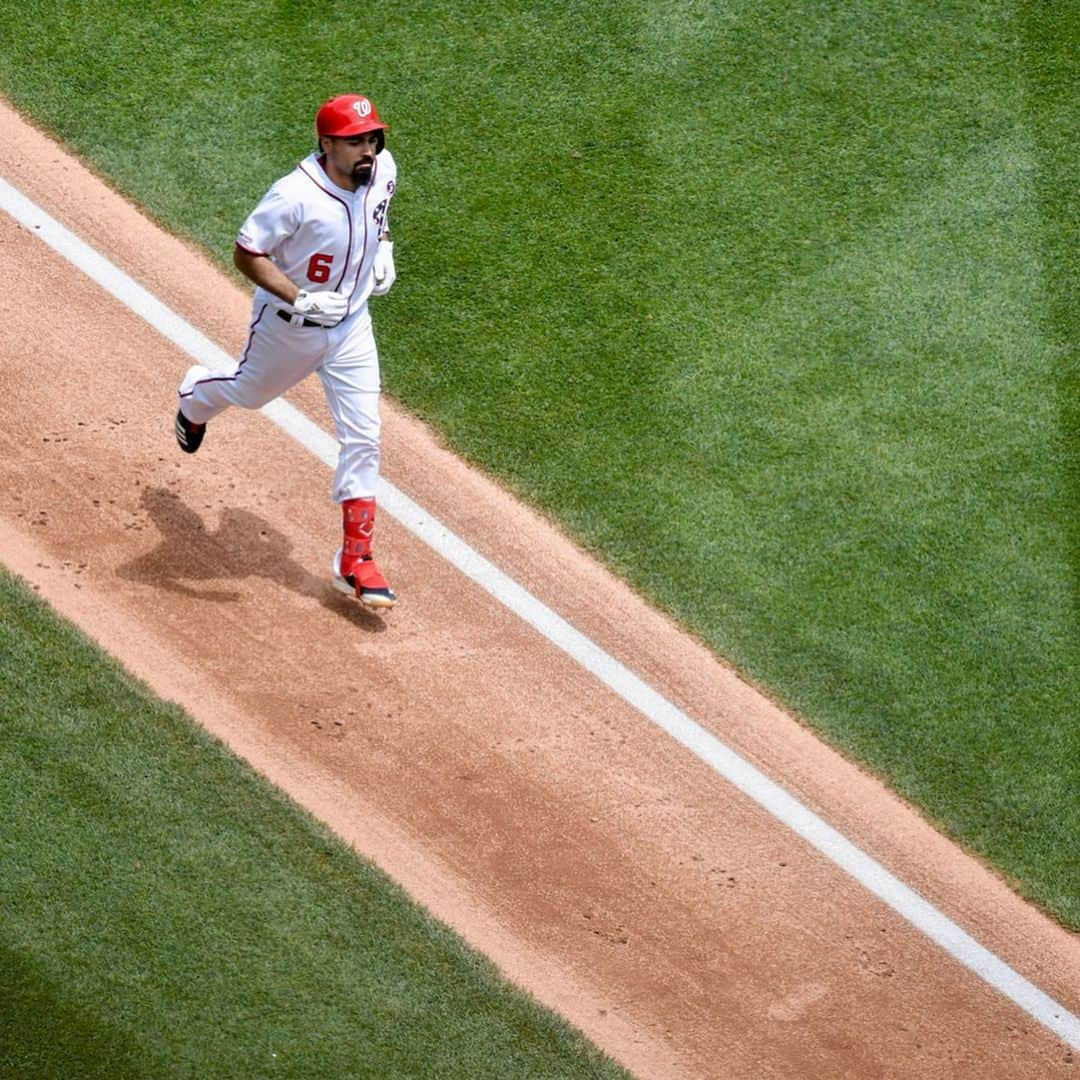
[316,94,388,152]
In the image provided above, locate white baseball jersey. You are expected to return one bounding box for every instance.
[237,148,397,320]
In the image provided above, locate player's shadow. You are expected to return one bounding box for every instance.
[118,487,385,632]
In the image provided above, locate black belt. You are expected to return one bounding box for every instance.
[276,309,323,328]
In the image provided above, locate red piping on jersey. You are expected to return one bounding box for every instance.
[347,155,379,308]
[298,160,354,293]
[235,240,270,257]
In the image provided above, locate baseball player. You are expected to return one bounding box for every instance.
[175,93,399,609]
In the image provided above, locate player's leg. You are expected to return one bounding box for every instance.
[176,304,326,450]
[175,363,212,452]
[318,318,396,608]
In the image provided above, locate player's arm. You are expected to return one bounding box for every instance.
[372,212,395,296]
[372,164,396,296]
[234,245,348,326]
[233,245,301,304]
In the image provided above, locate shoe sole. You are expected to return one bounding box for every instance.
[331,573,397,609]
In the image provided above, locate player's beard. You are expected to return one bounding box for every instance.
[352,160,374,186]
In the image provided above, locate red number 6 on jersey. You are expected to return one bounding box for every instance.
[306,252,334,284]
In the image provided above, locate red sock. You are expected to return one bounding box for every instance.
[340,497,376,579]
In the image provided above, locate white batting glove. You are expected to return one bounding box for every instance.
[371,240,395,296]
[291,289,348,326]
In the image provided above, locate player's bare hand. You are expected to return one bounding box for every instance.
[292,289,348,326]
[371,240,395,296]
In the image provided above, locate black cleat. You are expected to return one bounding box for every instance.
[175,408,206,454]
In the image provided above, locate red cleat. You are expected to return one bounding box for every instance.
[333,548,397,609]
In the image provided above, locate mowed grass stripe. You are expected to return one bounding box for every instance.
[0,0,1075,933]
[0,568,627,1078]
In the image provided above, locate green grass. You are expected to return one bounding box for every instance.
[0,0,1075,934]
[0,568,627,1078]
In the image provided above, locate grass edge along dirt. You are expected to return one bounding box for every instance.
[0,567,627,1079]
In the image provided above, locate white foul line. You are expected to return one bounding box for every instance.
[2,175,1077,1050]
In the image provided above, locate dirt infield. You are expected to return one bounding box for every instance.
[1,101,1077,1077]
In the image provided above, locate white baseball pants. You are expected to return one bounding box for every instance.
[179,304,382,501]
